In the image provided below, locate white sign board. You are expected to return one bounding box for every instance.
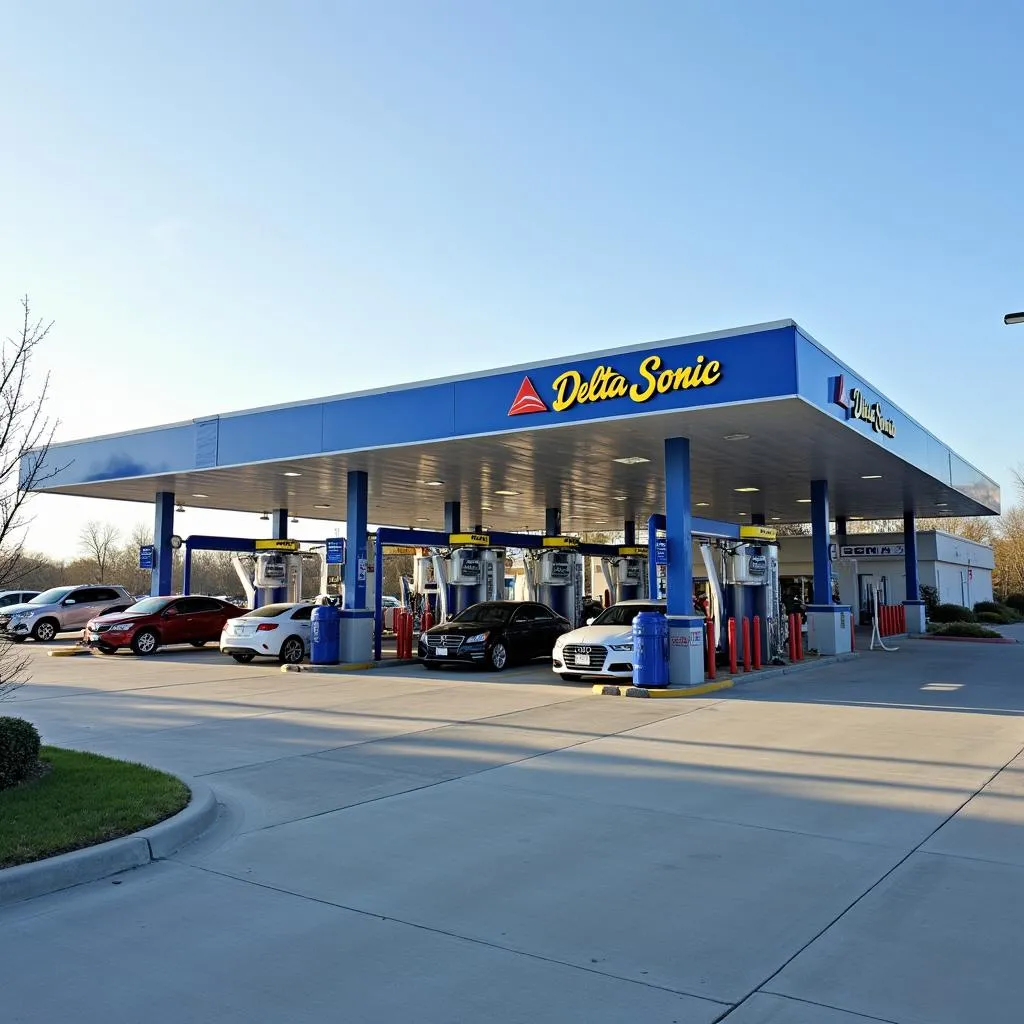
[839,544,905,558]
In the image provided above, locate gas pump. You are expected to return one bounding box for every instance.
[722,540,784,663]
[412,551,447,623]
[252,547,322,605]
[534,543,585,626]
[449,546,505,614]
[599,547,650,604]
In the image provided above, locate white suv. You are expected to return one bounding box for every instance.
[0,585,135,643]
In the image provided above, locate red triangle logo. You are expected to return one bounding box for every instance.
[508,376,548,416]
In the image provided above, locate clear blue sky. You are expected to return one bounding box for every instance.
[2,1,1022,558]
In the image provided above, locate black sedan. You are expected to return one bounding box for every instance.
[418,600,571,671]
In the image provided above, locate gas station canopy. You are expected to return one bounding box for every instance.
[27,320,1000,529]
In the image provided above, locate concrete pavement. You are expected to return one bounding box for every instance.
[2,637,1023,1022]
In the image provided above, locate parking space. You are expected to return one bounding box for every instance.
[4,637,1024,1022]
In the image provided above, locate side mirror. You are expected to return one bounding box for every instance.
[586,617,595,626]
[163,608,177,617]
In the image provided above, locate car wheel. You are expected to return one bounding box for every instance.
[95,644,118,656]
[279,636,305,664]
[487,642,508,672]
[131,630,159,656]
[31,619,58,643]
[190,640,207,648]
[231,651,256,664]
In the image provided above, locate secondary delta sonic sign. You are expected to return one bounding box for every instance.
[508,352,724,416]
[831,374,896,438]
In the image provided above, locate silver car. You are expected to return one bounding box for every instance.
[0,585,135,643]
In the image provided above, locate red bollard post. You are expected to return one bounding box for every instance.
[788,613,797,662]
[728,617,738,675]
[796,617,804,660]
[399,611,408,658]
[886,605,894,637]
[422,607,434,632]
[395,611,403,658]
[404,611,413,659]
[706,619,716,679]
[899,605,906,633]
[742,617,751,672]
[753,615,762,670]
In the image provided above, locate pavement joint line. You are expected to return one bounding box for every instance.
[180,860,732,1010]
[721,991,901,1024]
[713,736,1024,1021]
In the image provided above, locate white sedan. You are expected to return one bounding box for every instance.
[220,602,313,664]
[552,599,667,680]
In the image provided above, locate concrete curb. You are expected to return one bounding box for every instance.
[0,778,217,907]
[282,658,418,674]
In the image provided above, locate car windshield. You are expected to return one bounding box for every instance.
[123,598,172,615]
[243,603,297,618]
[452,603,515,625]
[29,587,74,605]
[592,604,665,627]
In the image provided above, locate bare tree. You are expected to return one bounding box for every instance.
[0,296,60,699]
[78,520,120,582]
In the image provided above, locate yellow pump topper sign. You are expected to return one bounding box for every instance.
[550,354,723,413]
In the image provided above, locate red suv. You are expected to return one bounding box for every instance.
[85,596,246,656]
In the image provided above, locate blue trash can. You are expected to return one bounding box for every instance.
[311,603,341,665]
[632,611,669,688]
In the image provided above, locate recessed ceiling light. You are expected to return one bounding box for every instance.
[480,504,492,510]
[695,501,711,507]
[797,499,812,504]
[613,496,629,501]
[191,493,208,499]
[737,511,748,516]
[849,516,864,520]
[314,503,331,509]
[494,489,519,496]
[613,456,650,465]
[416,517,430,522]
[936,502,948,507]
[723,433,750,441]
[861,474,883,480]
[735,487,760,493]
[422,480,444,487]
[771,517,781,521]
[283,471,302,477]
[593,521,608,525]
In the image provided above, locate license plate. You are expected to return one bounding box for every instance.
[435,647,448,657]
[574,654,591,666]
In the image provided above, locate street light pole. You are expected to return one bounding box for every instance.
[1005,311,1024,325]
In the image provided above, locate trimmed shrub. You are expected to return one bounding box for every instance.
[974,601,1003,614]
[977,611,1006,624]
[0,717,42,790]
[930,603,976,624]
[931,622,1003,639]
[1004,593,1024,614]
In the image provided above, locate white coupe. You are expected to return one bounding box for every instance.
[220,601,313,664]
[552,599,667,680]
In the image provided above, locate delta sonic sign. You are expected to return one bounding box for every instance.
[830,374,896,439]
[508,352,725,417]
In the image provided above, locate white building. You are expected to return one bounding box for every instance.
[778,530,994,622]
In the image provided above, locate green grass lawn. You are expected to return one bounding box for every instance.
[0,747,190,869]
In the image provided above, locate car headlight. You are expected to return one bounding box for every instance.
[610,643,634,651]
[10,611,31,621]
[109,623,134,632]
[419,632,428,643]
[466,632,489,644]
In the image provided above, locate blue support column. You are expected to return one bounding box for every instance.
[810,480,832,607]
[624,520,636,545]
[344,473,368,609]
[806,479,852,655]
[545,507,561,536]
[271,508,288,604]
[152,492,175,597]
[444,501,461,535]
[340,470,373,662]
[903,511,926,634]
[664,438,705,685]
